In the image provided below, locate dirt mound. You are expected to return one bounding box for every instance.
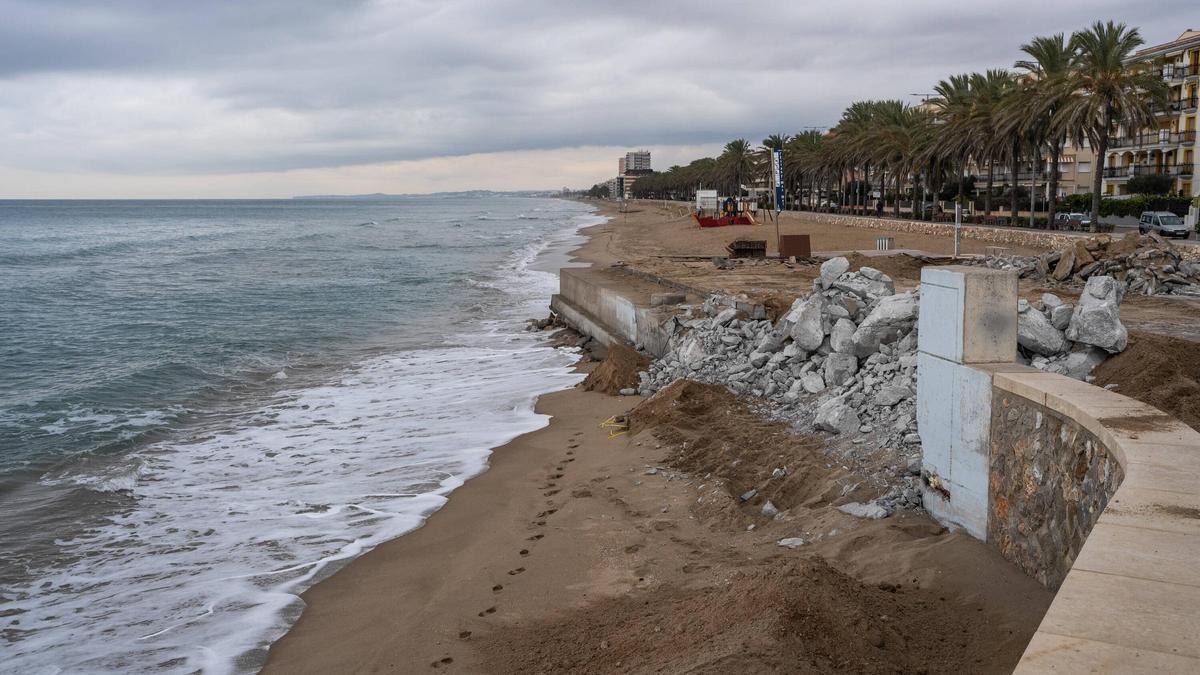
[582,343,650,395]
[844,252,933,283]
[478,556,1019,675]
[1091,330,1200,431]
[630,380,867,518]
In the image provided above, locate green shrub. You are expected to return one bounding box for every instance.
[1056,193,1191,218]
[1126,174,1173,195]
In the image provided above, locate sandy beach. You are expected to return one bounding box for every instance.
[264,201,1055,674]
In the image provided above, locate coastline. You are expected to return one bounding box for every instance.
[262,203,621,672]
[264,200,1053,673]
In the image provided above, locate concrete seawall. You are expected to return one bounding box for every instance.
[915,266,1200,672]
[550,267,694,358]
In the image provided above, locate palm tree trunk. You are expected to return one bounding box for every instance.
[1048,141,1061,225]
[956,152,966,205]
[1091,110,1111,226]
[985,163,994,216]
[893,172,901,218]
[1010,139,1020,225]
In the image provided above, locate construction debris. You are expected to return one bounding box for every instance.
[638,257,923,516]
[969,232,1200,296]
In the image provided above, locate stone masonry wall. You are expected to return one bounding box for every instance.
[987,390,1124,590]
[799,213,1082,252]
[796,212,1200,261]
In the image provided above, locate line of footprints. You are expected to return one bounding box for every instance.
[431,430,583,669]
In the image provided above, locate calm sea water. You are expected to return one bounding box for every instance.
[0,196,598,673]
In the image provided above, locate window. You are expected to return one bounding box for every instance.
[1077,162,1091,173]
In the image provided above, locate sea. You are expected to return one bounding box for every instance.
[0,195,601,673]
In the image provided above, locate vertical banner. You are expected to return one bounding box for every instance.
[772,148,784,212]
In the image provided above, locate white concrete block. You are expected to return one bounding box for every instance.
[916,352,992,540]
[919,266,1018,364]
[951,363,994,503]
[917,351,954,472]
[918,268,965,362]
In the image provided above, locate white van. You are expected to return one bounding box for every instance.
[1138,211,1191,239]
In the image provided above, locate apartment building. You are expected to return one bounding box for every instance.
[1102,30,1199,198]
[961,139,1094,203]
[623,151,652,175]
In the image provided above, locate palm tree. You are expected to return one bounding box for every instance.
[1009,33,1076,224]
[717,139,755,196]
[965,70,1016,217]
[785,130,825,209]
[927,74,976,206]
[1055,21,1169,224]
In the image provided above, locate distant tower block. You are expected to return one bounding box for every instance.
[916,266,1017,538]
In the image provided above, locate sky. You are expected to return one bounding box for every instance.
[0,0,1192,198]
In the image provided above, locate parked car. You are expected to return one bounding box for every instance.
[1138,211,1191,239]
[1055,212,1091,231]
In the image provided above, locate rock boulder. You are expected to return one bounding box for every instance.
[1066,276,1128,353]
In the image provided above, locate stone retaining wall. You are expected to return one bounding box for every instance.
[988,392,1123,590]
[799,212,1083,252]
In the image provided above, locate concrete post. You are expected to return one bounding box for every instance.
[916,266,1018,539]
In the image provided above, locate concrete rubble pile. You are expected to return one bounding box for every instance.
[637,256,924,516]
[1017,276,1128,380]
[969,232,1200,297]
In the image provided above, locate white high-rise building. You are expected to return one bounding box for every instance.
[624,151,652,174]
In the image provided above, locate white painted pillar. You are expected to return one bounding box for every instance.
[916,266,1018,539]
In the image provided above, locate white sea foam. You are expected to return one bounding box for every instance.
[3,205,603,674]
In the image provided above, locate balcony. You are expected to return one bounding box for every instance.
[1130,164,1188,177]
[992,170,1063,182]
[1108,130,1188,149]
[1157,63,1200,81]
[1165,96,1200,114]
[1103,166,1129,179]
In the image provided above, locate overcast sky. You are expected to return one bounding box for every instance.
[0,0,1192,198]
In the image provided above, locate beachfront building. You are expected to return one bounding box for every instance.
[609,150,652,199]
[606,174,640,200]
[623,151,652,175]
[1051,140,1096,197]
[1102,30,1199,198]
[958,140,1094,210]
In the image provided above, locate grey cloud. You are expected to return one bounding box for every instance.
[0,0,1193,175]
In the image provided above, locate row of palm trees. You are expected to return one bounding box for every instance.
[627,21,1169,225]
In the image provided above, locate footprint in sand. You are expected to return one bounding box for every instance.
[507,567,526,575]
[431,656,454,668]
[527,533,544,541]
[477,606,496,617]
[492,584,503,592]
[550,473,563,479]
[459,631,472,640]
[519,549,529,556]
[566,450,574,456]
[544,489,560,496]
